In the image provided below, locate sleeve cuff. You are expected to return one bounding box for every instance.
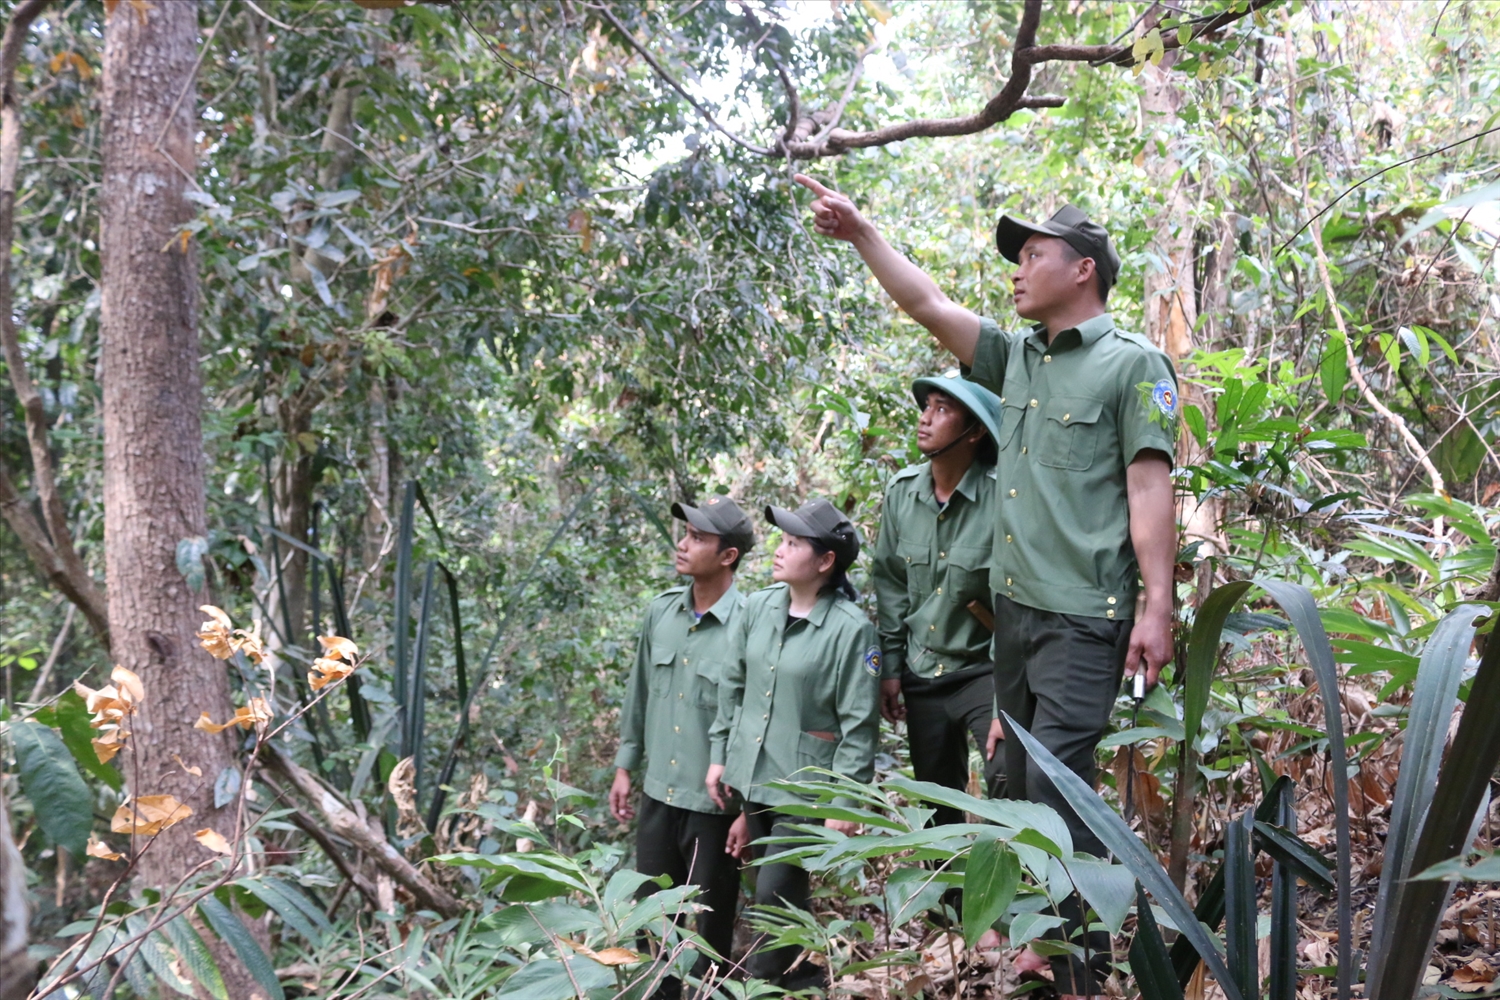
[709,739,725,767]
[880,648,905,681]
[614,746,641,771]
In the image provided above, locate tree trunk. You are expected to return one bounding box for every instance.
[1,783,34,1000]
[99,4,257,992]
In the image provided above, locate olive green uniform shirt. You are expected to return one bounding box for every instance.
[710,584,880,808]
[962,313,1177,620]
[871,461,997,680]
[615,583,744,814]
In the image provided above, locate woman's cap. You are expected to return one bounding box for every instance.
[764,499,860,565]
[671,496,754,555]
[911,369,1003,444]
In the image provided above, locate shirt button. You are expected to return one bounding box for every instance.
[929,625,936,631]
[1043,355,1052,363]
[756,736,762,743]
[683,657,688,664]
[690,626,697,632]
[765,690,771,696]
[936,665,945,676]
[939,551,946,559]
[670,759,677,766]
[1006,534,1013,543]
[938,513,945,521]
[905,556,911,563]
[763,713,768,719]
[1063,413,1070,422]
[1029,399,1038,408]
[1021,446,1028,455]
[678,692,684,699]
[1000,397,1006,404]
[1009,489,1017,497]
[1107,610,1116,619]
[674,726,681,733]
[1107,596,1117,605]
[1006,577,1013,586]
[1007,591,1013,598]
[936,587,942,595]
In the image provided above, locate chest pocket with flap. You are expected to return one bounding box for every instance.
[897,541,932,597]
[1037,396,1104,471]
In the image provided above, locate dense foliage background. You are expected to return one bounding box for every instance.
[2,0,1499,997]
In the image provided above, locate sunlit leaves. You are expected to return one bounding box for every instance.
[111,795,194,836]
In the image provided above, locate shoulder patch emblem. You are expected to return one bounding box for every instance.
[1151,378,1177,417]
[863,646,882,677]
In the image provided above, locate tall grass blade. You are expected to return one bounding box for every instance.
[1004,714,1242,1000]
[1369,621,1500,1000]
[407,560,437,804]
[1253,577,1351,1000]
[393,481,417,741]
[1224,811,1257,1000]
[1367,604,1484,982]
[1129,882,1183,1000]
[1268,779,1298,1000]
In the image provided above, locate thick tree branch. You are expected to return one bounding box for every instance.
[0,0,111,649]
[265,745,464,918]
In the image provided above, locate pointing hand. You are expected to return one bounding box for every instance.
[794,174,869,243]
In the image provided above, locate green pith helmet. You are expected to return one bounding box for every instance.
[911,369,1003,445]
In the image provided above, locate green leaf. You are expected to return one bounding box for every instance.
[124,915,195,996]
[199,896,284,1000]
[496,957,614,1000]
[1319,342,1353,406]
[1253,822,1336,895]
[1367,605,1485,986]
[1184,582,1253,753]
[162,913,228,1000]
[1004,716,1242,1000]
[1224,812,1257,1000]
[175,535,209,592]
[1253,579,1352,1000]
[1008,911,1066,948]
[12,719,93,858]
[54,689,122,790]
[1062,857,1134,935]
[961,836,1019,947]
[1129,883,1183,1000]
[236,877,330,946]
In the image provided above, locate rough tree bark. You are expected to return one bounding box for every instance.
[1,0,112,651]
[98,3,258,992]
[1,784,33,1000]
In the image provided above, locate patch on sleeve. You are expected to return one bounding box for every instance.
[863,646,882,677]
[1137,379,1178,429]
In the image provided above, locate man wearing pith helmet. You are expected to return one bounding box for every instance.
[871,371,1006,824]
[610,495,754,996]
[796,174,1178,997]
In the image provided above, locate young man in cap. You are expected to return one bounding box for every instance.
[611,496,754,995]
[795,175,1177,996]
[872,371,1006,820]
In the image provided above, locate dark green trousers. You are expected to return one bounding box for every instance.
[634,794,740,996]
[742,807,828,990]
[993,594,1132,993]
[901,663,1006,824]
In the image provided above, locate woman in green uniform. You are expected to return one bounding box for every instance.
[705,498,881,989]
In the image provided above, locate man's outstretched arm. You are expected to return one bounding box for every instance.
[796,174,982,365]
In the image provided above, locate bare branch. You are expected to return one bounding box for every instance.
[264,745,465,917]
[591,2,776,157]
[0,0,111,649]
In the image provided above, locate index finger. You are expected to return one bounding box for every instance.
[793,173,837,198]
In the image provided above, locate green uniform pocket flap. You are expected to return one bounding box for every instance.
[1043,396,1104,426]
[796,730,839,771]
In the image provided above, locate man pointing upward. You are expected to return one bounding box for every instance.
[795,174,1178,996]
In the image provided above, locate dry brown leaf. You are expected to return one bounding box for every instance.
[317,635,359,661]
[172,753,202,777]
[558,939,642,966]
[86,837,123,861]
[195,698,273,734]
[308,656,355,691]
[93,728,129,764]
[111,795,192,836]
[194,828,233,856]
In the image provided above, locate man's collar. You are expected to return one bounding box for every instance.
[679,582,739,622]
[1026,312,1115,349]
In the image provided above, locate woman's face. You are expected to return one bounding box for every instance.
[772,533,834,586]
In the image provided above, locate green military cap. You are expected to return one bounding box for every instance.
[672,496,754,554]
[911,369,1003,445]
[764,499,860,566]
[994,204,1121,289]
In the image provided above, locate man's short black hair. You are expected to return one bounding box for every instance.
[716,534,743,572]
[1057,240,1111,304]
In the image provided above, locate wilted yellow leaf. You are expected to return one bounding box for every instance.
[200,605,232,629]
[93,728,129,764]
[173,753,202,777]
[195,698,273,734]
[111,795,192,836]
[111,666,145,704]
[194,828,233,855]
[317,635,359,661]
[87,837,123,861]
[49,52,67,73]
[559,939,642,966]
